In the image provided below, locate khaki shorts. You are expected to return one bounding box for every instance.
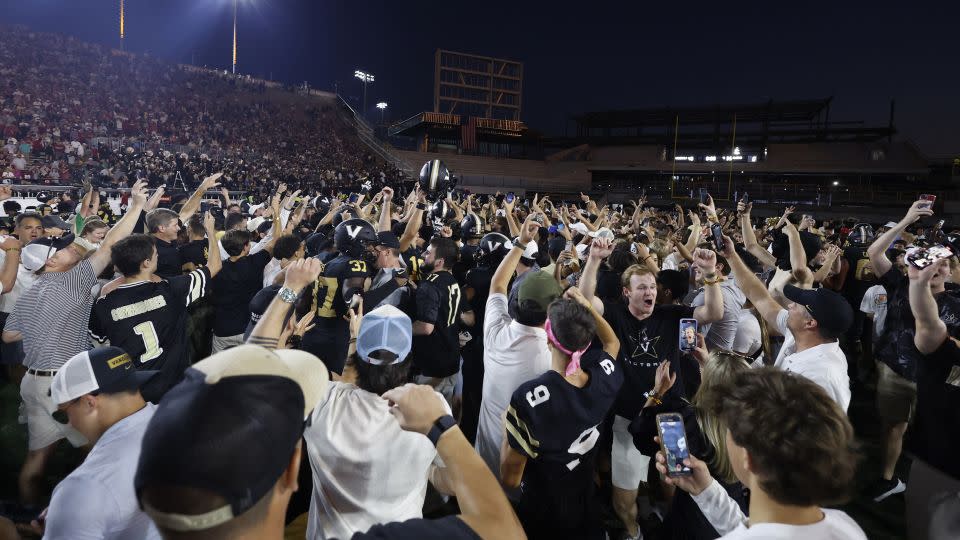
[612,415,650,489]
[20,372,87,451]
[876,362,917,426]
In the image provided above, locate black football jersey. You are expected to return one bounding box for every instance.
[411,270,464,378]
[312,254,370,321]
[506,352,624,498]
[402,247,425,282]
[89,268,211,402]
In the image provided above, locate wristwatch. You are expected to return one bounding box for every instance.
[427,414,457,447]
[277,287,299,304]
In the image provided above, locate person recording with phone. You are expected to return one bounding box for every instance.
[864,200,960,502]
[655,368,866,539]
[580,236,723,540]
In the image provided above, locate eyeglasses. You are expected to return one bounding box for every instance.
[51,398,80,425]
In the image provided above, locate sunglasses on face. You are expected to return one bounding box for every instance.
[51,397,80,425]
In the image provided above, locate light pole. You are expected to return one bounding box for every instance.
[376,102,388,124]
[119,0,125,50]
[232,0,238,74]
[354,70,375,118]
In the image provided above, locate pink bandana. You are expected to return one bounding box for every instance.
[544,318,588,376]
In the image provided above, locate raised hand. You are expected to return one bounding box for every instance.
[652,360,677,395]
[692,248,718,272]
[0,185,12,201]
[283,258,324,292]
[589,237,614,260]
[903,199,935,224]
[518,214,541,245]
[382,383,450,435]
[130,179,149,207]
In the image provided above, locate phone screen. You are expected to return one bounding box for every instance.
[919,194,936,209]
[742,192,749,203]
[679,318,698,352]
[710,224,725,252]
[506,192,515,204]
[657,414,692,476]
[698,189,708,205]
[348,193,358,203]
[907,245,953,269]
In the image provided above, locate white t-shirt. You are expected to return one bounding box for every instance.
[262,258,282,288]
[772,310,851,411]
[733,310,762,356]
[44,405,161,540]
[692,480,866,539]
[304,381,448,540]
[859,284,888,339]
[475,292,551,473]
[662,252,684,271]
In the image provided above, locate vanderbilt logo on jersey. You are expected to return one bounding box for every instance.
[627,330,660,367]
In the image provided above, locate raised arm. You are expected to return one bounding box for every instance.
[178,172,223,223]
[812,244,842,284]
[691,248,723,324]
[869,200,932,278]
[377,187,394,233]
[781,220,807,273]
[89,180,148,275]
[566,286,619,358]
[579,237,613,314]
[0,237,22,294]
[490,215,539,295]
[384,384,525,539]
[718,234,782,328]
[246,258,324,348]
[399,191,426,253]
[909,262,949,354]
[739,203,776,269]
[202,211,222,278]
[503,198,520,238]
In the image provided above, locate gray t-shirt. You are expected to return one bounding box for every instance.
[691,273,746,351]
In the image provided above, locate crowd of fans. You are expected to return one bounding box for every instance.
[0,164,955,540]
[0,23,957,540]
[0,25,402,197]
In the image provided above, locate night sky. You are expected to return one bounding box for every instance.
[4,1,958,157]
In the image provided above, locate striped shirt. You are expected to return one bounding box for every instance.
[6,260,99,370]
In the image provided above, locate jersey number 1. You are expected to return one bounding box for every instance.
[133,321,163,363]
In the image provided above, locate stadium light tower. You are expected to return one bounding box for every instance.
[354,70,375,118]
[376,102,388,123]
[232,0,238,74]
[119,0,125,50]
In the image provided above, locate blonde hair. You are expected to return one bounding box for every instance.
[620,264,655,288]
[692,351,752,483]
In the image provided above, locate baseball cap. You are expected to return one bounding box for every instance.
[21,236,77,271]
[41,214,71,231]
[376,231,401,250]
[517,270,563,312]
[356,305,412,365]
[50,347,158,406]
[589,227,615,240]
[783,285,854,336]
[135,345,328,532]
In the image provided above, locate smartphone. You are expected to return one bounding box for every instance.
[656,412,692,477]
[802,214,813,222]
[906,245,953,269]
[710,223,725,252]
[741,192,749,203]
[919,194,936,209]
[679,318,698,352]
[348,193,359,203]
[506,192,515,204]
[698,188,708,205]
[556,223,565,231]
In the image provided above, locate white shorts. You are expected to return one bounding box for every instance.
[612,415,650,489]
[20,372,87,451]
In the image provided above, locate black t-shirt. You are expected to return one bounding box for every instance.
[595,269,623,302]
[154,237,183,279]
[874,268,960,380]
[211,250,272,336]
[602,300,696,418]
[909,337,960,479]
[412,270,463,377]
[178,239,208,268]
[465,266,493,337]
[350,515,480,540]
[506,352,623,535]
[89,268,211,402]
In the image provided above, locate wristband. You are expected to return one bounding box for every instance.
[416,203,426,210]
[427,415,457,447]
[513,241,528,251]
[3,247,20,252]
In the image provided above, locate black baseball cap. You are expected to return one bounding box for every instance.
[135,345,328,533]
[376,231,401,250]
[783,285,854,336]
[49,347,158,406]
